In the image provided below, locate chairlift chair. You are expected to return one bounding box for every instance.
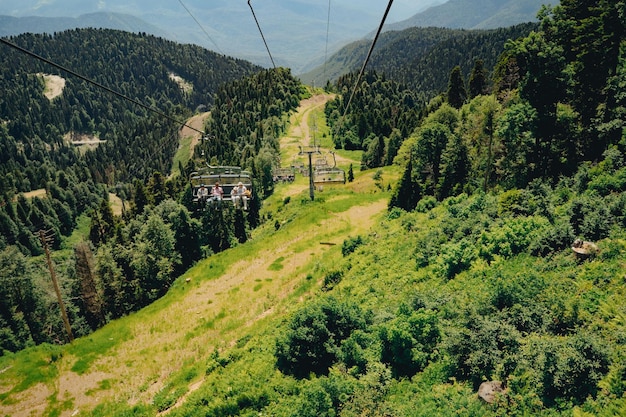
[190,164,253,209]
[272,167,296,183]
[312,151,346,185]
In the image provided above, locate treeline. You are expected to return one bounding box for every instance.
[0,28,262,256]
[310,23,537,96]
[322,24,537,171]
[371,23,538,98]
[0,66,305,353]
[324,72,421,169]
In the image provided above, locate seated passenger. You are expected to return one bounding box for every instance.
[197,184,209,203]
[231,181,249,210]
[209,181,224,208]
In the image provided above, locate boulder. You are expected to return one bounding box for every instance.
[478,381,504,404]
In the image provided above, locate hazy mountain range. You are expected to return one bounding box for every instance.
[0,0,551,74]
[385,0,552,31]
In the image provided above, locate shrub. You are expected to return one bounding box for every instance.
[339,330,373,375]
[322,270,343,290]
[386,206,404,220]
[529,219,575,256]
[511,333,609,406]
[445,314,521,389]
[479,216,550,262]
[436,237,477,279]
[416,196,437,213]
[569,195,613,241]
[342,235,364,257]
[378,309,440,378]
[275,297,367,378]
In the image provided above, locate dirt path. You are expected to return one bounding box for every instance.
[180,111,210,152]
[280,93,336,165]
[2,94,387,417]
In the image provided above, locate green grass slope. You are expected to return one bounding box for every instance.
[0,165,398,416]
[3,92,626,415]
[3,160,626,415]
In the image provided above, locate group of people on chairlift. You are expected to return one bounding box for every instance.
[197,181,249,210]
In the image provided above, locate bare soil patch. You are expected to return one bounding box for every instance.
[21,189,47,199]
[109,193,124,216]
[39,73,66,100]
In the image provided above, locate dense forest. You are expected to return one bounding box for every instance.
[0,28,302,351]
[303,23,537,91]
[324,0,624,208]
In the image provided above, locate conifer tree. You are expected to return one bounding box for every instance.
[347,164,354,183]
[447,66,467,109]
[469,59,488,98]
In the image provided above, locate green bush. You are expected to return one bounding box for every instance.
[322,270,344,290]
[479,216,550,262]
[339,330,372,375]
[342,235,364,257]
[379,309,440,378]
[445,314,521,389]
[416,196,437,213]
[275,297,368,378]
[569,195,613,241]
[529,219,575,256]
[436,237,477,279]
[511,332,609,406]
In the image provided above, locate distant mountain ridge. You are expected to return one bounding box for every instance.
[385,0,552,31]
[0,1,444,74]
[0,12,168,39]
[301,23,537,93]
[0,0,547,75]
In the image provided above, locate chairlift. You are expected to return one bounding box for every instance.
[291,160,306,175]
[272,167,295,183]
[313,152,345,185]
[190,164,253,210]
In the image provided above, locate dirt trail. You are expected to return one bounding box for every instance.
[3,94,386,417]
[180,111,210,153]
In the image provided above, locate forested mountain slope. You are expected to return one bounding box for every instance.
[0,29,260,190]
[300,23,536,92]
[1,1,625,415]
[0,13,168,39]
[0,29,304,351]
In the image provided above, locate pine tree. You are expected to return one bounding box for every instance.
[347,164,354,183]
[469,59,488,98]
[447,66,467,109]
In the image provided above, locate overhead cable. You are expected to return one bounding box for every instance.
[341,0,394,120]
[323,0,331,83]
[0,37,206,135]
[247,0,276,68]
[178,0,224,55]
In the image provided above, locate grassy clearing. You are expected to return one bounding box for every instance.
[60,213,91,250]
[170,134,193,177]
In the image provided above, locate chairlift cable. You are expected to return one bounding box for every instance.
[0,37,207,136]
[247,0,276,68]
[332,0,394,140]
[177,0,224,55]
[323,0,332,84]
